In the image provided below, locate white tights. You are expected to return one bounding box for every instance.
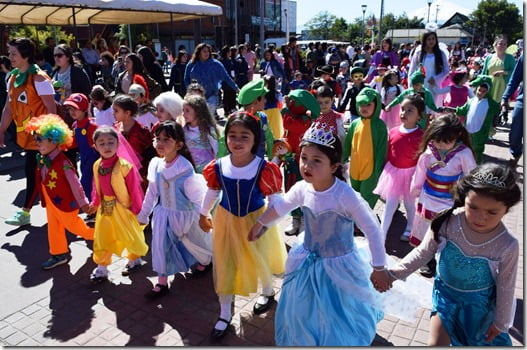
[381,195,416,242]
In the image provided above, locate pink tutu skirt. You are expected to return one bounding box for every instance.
[373,161,416,200]
[380,105,401,130]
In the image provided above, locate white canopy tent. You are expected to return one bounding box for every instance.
[0,0,223,25]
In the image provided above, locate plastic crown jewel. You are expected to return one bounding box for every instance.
[472,171,506,189]
[302,123,336,148]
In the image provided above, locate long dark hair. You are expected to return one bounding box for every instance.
[419,31,445,75]
[418,113,473,157]
[430,162,520,241]
[183,94,219,142]
[190,43,213,64]
[154,120,195,167]
[54,43,74,66]
[224,111,261,155]
[137,46,158,70]
[125,53,145,76]
[263,75,277,105]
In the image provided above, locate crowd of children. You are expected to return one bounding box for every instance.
[3,31,522,347]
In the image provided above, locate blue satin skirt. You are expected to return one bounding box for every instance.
[274,243,383,346]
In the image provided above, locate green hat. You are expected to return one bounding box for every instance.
[470,74,492,89]
[350,67,364,76]
[410,70,425,85]
[288,89,320,119]
[356,87,379,106]
[237,78,268,105]
[355,87,382,119]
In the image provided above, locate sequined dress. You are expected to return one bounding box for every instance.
[273,179,386,346]
[391,210,518,346]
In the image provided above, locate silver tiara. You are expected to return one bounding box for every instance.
[473,171,506,189]
[302,123,336,148]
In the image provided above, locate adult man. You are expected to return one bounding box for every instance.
[42,37,56,66]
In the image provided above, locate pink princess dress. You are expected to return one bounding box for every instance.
[380,84,404,130]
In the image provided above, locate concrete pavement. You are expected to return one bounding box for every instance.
[0,122,523,346]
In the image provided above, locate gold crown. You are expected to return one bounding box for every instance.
[473,171,506,189]
[302,123,336,148]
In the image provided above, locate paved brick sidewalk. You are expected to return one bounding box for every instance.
[0,123,522,346]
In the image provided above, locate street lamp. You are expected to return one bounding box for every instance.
[427,0,432,23]
[361,4,367,47]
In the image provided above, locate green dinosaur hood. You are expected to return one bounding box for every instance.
[287,89,321,119]
[355,87,382,120]
[470,74,493,99]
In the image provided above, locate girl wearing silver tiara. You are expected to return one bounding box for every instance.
[377,162,521,346]
[248,122,391,346]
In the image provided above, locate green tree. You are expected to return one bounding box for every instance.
[468,0,523,44]
[9,25,74,51]
[330,17,349,41]
[305,11,338,40]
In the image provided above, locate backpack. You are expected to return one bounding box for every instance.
[116,71,161,101]
[144,73,162,100]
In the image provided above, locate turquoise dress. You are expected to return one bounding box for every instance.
[274,207,384,346]
[433,241,512,346]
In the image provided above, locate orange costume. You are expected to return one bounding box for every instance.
[9,66,51,150]
[37,148,94,255]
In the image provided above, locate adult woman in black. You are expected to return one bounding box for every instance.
[137,46,168,93]
[168,50,188,97]
[52,43,92,168]
[218,45,237,114]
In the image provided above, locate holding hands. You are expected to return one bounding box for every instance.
[199,214,213,232]
[370,267,394,293]
[248,220,268,241]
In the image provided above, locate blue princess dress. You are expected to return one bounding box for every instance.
[391,211,519,346]
[137,156,213,276]
[273,179,387,346]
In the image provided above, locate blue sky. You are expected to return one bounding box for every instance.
[296,0,524,31]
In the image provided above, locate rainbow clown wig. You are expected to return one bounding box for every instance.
[25,114,73,150]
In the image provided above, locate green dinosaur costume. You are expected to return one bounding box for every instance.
[342,87,387,209]
[454,75,499,163]
[387,69,439,129]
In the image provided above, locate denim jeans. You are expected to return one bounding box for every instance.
[207,94,219,117]
[509,104,523,158]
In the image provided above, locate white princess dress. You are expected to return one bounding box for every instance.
[137,156,213,276]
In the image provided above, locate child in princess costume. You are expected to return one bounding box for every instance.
[217,78,275,160]
[138,121,213,299]
[89,126,149,283]
[249,122,419,346]
[25,114,94,269]
[409,113,476,276]
[342,87,387,210]
[446,75,499,164]
[199,112,287,339]
[378,163,521,346]
[278,89,320,235]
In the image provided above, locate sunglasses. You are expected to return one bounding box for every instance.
[54,53,65,58]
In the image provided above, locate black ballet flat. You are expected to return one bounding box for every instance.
[144,284,169,300]
[211,317,231,339]
[253,294,275,315]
